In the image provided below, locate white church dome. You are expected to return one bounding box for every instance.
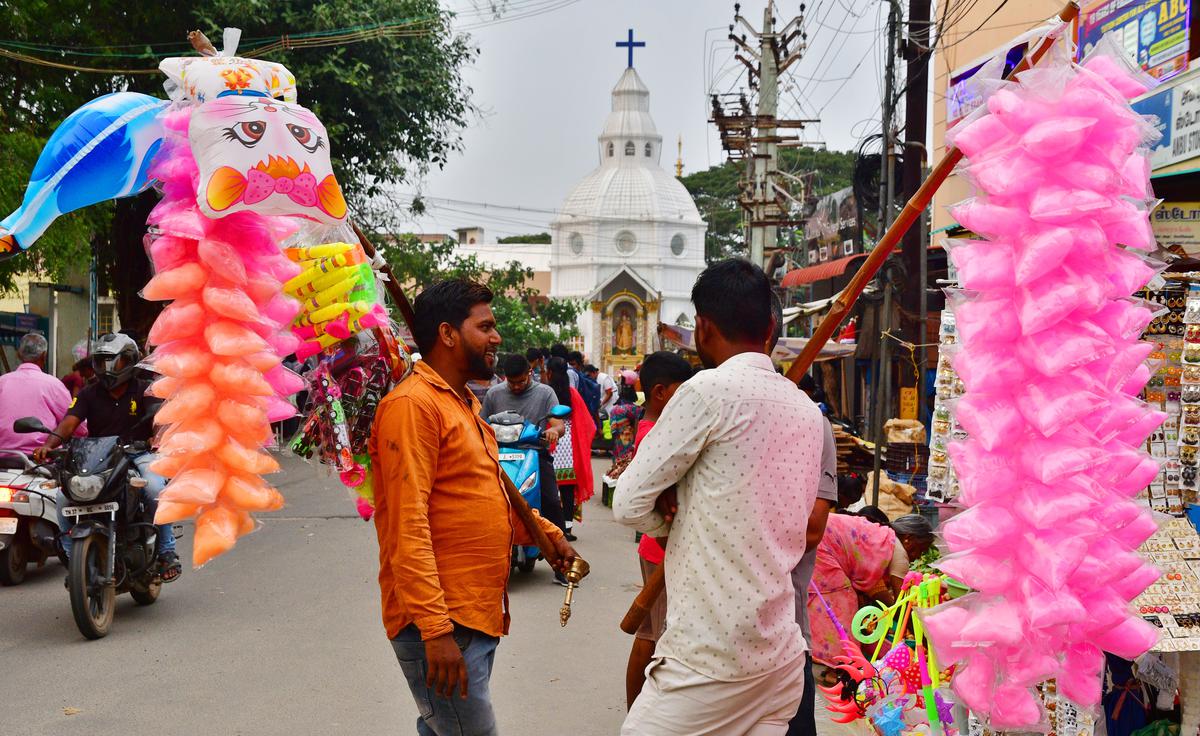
[553,68,704,227]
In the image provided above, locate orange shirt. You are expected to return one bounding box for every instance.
[369,360,562,641]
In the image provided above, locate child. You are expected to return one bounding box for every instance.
[623,350,695,709]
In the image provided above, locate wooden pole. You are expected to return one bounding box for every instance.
[621,1,1080,636]
[350,222,564,569]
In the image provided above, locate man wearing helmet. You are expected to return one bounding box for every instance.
[34,333,182,582]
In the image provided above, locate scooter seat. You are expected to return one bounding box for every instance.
[0,454,27,470]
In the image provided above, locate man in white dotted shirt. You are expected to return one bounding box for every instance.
[614,259,824,735]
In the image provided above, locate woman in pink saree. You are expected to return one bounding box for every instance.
[807,511,901,664]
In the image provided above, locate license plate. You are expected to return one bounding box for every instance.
[62,502,119,517]
[0,517,16,535]
[498,452,525,462]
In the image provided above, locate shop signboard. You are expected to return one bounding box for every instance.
[1154,201,1200,253]
[1077,0,1191,82]
[803,186,859,264]
[1132,74,1200,169]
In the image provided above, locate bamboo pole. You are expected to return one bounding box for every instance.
[350,223,564,569]
[621,1,1081,636]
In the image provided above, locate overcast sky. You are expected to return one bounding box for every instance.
[406,0,889,240]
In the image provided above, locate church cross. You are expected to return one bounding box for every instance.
[615,28,645,69]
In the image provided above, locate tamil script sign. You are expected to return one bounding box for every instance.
[1078,0,1191,81]
[1132,74,1200,169]
[1153,202,1200,254]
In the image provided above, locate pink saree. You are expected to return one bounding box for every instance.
[806,513,899,663]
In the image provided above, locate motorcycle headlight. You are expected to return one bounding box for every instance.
[491,424,522,444]
[68,473,106,503]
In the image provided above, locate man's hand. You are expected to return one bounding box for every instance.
[543,426,561,444]
[548,535,578,575]
[32,445,52,464]
[654,486,678,524]
[424,633,469,699]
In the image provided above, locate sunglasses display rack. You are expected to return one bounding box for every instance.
[1141,285,1190,516]
[927,310,964,503]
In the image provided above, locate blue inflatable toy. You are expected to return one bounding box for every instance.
[0,92,167,260]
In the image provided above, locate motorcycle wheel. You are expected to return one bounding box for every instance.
[517,557,536,574]
[68,533,115,639]
[130,576,162,606]
[0,536,28,586]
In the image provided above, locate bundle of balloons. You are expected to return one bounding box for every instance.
[923,35,1166,728]
[283,242,388,360]
[817,574,958,736]
[0,29,354,566]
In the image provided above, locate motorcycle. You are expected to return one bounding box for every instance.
[0,450,62,586]
[488,404,570,574]
[13,415,171,639]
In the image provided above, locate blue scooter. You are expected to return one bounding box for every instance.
[488,404,570,573]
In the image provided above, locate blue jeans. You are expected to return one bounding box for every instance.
[391,624,500,736]
[58,451,175,559]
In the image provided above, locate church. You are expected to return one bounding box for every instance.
[548,34,708,376]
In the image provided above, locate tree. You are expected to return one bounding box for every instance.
[496,232,551,244]
[382,234,581,354]
[680,147,858,261]
[0,1,475,335]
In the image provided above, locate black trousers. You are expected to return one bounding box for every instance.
[537,452,567,534]
[785,653,816,736]
[560,483,576,527]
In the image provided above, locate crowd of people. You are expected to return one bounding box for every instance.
[366,257,936,735]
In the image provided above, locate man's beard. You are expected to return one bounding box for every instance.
[465,345,495,381]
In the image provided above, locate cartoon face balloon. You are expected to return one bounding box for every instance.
[189,96,347,224]
[159,55,297,104]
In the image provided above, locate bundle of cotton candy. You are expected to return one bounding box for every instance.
[921,39,1165,728]
[140,107,307,567]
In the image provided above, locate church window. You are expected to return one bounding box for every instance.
[569,232,584,255]
[644,143,652,157]
[670,233,686,256]
[607,142,614,157]
[624,141,635,156]
[615,230,637,255]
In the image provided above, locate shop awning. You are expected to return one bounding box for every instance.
[780,254,868,288]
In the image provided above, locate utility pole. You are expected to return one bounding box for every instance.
[711,1,815,271]
[898,0,932,414]
[880,0,902,233]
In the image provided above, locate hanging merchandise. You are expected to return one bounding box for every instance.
[0,29,351,567]
[1140,284,1187,515]
[289,328,411,520]
[925,33,1170,729]
[282,242,388,360]
[928,311,964,502]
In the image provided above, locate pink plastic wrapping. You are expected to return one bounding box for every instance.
[932,34,1163,728]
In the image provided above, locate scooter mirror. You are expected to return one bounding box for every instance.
[549,404,571,419]
[12,417,52,435]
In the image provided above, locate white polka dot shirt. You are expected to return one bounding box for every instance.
[613,351,823,681]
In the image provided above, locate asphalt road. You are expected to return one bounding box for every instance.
[2,454,863,736]
[0,455,637,735]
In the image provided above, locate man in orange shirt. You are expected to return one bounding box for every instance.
[370,279,576,736]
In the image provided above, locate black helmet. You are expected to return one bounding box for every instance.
[91,333,141,390]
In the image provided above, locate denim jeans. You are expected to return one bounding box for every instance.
[391,624,500,736]
[58,451,175,559]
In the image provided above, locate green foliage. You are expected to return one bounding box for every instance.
[0,130,106,291]
[496,232,551,244]
[0,0,475,321]
[679,147,858,261]
[382,234,581,354]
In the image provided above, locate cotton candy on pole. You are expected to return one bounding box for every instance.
[927,36,1164,727]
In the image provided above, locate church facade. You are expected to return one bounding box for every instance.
[549,65,707,375]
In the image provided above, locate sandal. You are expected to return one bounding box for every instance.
[159,552,182,583]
